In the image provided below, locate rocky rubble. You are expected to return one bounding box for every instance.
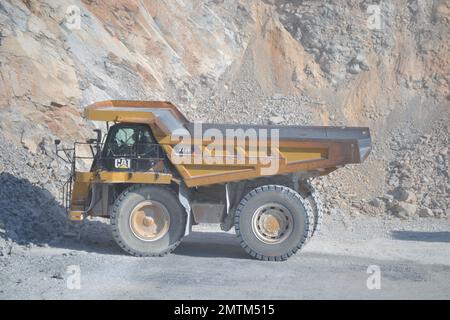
[0,132,73,257]
[313,116,449,220]
[385,119,449,219]
[273,0,393,83]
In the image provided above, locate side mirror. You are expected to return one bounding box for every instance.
[93,129,102,143]
[53,138,73,164]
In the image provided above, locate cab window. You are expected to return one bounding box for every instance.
[113,128,136,149]
[104,125,157,158]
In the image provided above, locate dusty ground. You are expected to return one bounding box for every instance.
[1,214,449,300]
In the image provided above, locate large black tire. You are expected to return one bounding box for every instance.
[298,180,323,241]
[234,185,313,261]
[111,185,186,257]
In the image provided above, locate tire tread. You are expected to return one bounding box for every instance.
[110,184,183,257]
[234,185,313,261]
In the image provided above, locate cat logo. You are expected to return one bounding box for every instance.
[114,158,131,169]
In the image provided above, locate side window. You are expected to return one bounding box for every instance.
[139,129,155,144]
[135,127,158,157]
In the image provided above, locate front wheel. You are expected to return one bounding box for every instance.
[111,185,186,257]
[234,185,313,261]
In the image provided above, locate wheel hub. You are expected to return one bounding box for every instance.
[251,203,293,244]
[129,200,170,242]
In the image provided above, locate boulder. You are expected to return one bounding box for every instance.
[418,207,434,218]
[392,187,417,204]
[369,198,382,207]
[392,201,418,219]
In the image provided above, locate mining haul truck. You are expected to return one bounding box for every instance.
[55,100,371,261]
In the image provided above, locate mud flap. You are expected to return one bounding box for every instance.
[178,182,192,236]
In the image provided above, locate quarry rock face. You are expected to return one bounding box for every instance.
[0,0,449,249]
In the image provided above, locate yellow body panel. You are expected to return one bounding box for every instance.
[84,100,187,123]
[68,211,83,221]
[75,171,172,184]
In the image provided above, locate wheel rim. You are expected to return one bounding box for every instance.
[129,200,170,242]
[251,202,293,244]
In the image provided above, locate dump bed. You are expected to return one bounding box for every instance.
[188,123,371,163]
[84,100,371,187]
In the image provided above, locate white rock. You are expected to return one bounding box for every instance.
[392,202,418,219]
[269,116,284,125]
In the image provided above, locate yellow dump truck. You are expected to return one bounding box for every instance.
[55,100,371,260]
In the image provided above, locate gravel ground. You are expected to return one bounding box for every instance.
[1,215,449,300]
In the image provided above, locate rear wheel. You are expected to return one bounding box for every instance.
[234,185,313,261]
[298,180,323,240]
[111,185,186,257]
